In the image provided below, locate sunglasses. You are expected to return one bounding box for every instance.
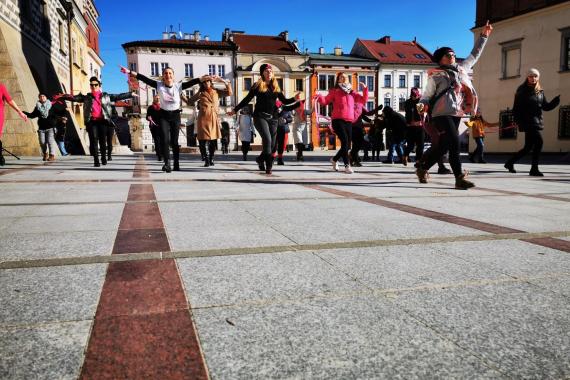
[89,83,100,87]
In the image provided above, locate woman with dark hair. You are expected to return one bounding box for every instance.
[314,72,368,174]
[122,65,210,172]
[416,21,493,189]
[195,76,232,167]
[0,82,27,165]
[504,68,560,176]
[23,93,58,161]
[228,64,300,174]
[62,76,134,167]
[404,87,424,164]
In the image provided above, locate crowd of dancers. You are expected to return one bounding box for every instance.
[0,21,562,189]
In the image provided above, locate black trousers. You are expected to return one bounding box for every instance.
[508,129,543,167]
[87,119,108,162]
[350,122,364,163]
[241,141,251,157]
[106,124,114,157]
[275,126,288,156]
[404,127,426,161]
[332,119,352,166]
[419,116,462,177]
[160,110,181,165]
[150,125,163,158]
[254,116,278,168]
[199,140,216,159]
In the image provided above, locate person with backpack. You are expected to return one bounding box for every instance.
[504,68,560,176]
[416,21,493,189]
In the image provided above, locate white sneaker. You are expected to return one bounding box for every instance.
[344,165,354,174]
[331,159,339,172]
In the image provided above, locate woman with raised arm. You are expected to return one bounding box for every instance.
[195,76,232,167]
[227,64,300,175]
[415,21,493,190]
[314,72,368,174]
[122,65,210,172]
[0,82,28,166]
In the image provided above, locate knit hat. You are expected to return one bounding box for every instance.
[527,68,540,78]
[259,64,272,75]
[432,47,454,63]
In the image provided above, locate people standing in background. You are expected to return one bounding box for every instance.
[292,100,311,161]
[62,76,134,167]
[404,87,425,165]
[274,102,293,165]
[382,106,407,166]
[23,93,58,161]
[237,106,254,161]
[314,72,368,174]
[504,68,560,176]
[146,94,163,161]
[123,65,209,172]
[51,97,70,156]
[465,112,498,164]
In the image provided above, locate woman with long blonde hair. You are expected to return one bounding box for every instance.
[228,64,299,174]
[505,68,560,176]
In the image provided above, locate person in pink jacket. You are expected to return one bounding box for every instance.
[314,72,368,173]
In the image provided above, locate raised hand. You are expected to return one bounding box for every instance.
[359,82,367,89]
[119,65,129,74]
[482,20,493,37]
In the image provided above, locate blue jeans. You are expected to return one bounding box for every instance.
[387,141,404,162]
[473,137,484,162]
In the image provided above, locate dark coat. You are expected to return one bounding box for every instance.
[512,83,559,131]
[383,106,407,142]
[404,98,422,125]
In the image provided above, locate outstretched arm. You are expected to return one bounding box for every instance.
[120,65,158,88]
[109,92,135,102]
[7,99,28,122]
[542,94,560,112]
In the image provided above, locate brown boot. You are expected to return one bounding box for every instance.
[415,168,429,184]
[42,153,48,161]
[402,155,408,166]
[455,171,475,190]
[47,154,56,161]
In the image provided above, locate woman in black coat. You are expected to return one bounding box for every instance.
[505,68,560,176]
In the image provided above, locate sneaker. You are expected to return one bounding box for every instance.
[416,168,429,184]
[344,165,354,174]
[331,158,339,172]
[437,167,452,175]
[504,162,516,173]
[455,171,475,190]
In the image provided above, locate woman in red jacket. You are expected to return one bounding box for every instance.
[0,82,28,166]
[314,72,368,173]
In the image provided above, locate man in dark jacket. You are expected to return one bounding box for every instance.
[382,106,407,165]
[146,94,163,161]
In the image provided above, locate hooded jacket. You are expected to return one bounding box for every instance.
[420,35,488,118]
[512,83,560,131]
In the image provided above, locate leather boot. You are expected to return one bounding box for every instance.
[265,154,274,175]
[162,160,172,173]
[256,154,265,171]
[504,161,516,173]
[43,153,48,161]
[455,171,475,190]
[529,165,543,177]
[47,154,56,161]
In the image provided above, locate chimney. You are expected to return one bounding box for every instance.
[194,30,201,41]
[334,45,343,56]
[318,46,325,55]
[223,27,230,41]
[378,35,391,44]
[279,30,289,41]
[162,32,169,40]
[204,35,210,41]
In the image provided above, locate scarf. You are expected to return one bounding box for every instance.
[36,100,51,119]
[338,83,352,94]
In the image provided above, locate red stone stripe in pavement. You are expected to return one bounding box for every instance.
[305,184,570,253]
[80,156,208,379]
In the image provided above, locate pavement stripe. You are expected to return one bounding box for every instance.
[79,156,209,379]
[1,230,569,271]
[305,184,570,253]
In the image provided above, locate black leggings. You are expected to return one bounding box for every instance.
[87,119,108,162]
[508,129,543,167]
[419,116,462,177]
[332,119,352,166]
[350,122,364,163]
[254,116,278,166]
[404,127,426,161]
[241,141,251,157]
[160,110,181,165]
[199,140,216,158]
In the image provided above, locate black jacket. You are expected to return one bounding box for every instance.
[383,107,407,141]
[404,98,422,125]
[234,84,297,118]
[513,84,559,131]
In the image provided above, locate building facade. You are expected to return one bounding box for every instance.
[308,48,377,149]
[472,0,570,153]
[122,30,235,150]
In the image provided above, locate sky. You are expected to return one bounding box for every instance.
[98,0,478,93]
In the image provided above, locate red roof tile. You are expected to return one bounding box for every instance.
[357,38,434,65]
[122,39,233,50]
[232,34,300,55]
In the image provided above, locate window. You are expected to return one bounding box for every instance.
[358,75,366,86]
[276,78,284,91]
[151,62,159,76]
[160,62,169,73]
[499,109,517,139]
[559,106,570,138]
[244,77,252,91]
[184,63,193,78]
[217,65,225,77]
[384,97,391,108]
[72,38,77,63]
[500,39,522,79]
[399,97,406,112]
[379,52,387,58]
[318,75,327,90]
[151,89,157,97]
[208,65,216,76]
[129,62,137,72]
[367,76,374,92]
[384,74,391,88]
[79,48,84,68]
[560,27,570,72]
[396,53,406,58]
[414,54,426,59]
[40,1,49,36]
[327,74,335,89]
[399,75,406,88]
[413,75,421,88]
[58,21,65,52]
[295,79,303,91]
[366,101,374,111]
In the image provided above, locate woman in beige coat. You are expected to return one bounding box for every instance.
[196,76,232,167]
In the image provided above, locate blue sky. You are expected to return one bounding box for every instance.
[98,0,477,93]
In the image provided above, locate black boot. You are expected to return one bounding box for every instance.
[256,155,265,171]
[162,160,172,173]
[277,157,284,165]
[265,154,274,175]
[504,161,516,173]
[0,140,4,166]
[529,165,543,177]
[173,161,180,171]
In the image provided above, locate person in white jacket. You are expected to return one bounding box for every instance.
[237,106,254,161]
